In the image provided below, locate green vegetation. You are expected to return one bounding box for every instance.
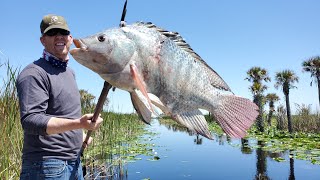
[0,61,22,179]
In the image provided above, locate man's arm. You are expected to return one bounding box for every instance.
[46,114,103,134]
[16,66,103,136]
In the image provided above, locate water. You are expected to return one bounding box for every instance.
[122,120,320,180]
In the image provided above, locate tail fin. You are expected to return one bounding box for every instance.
[211,95,259,138]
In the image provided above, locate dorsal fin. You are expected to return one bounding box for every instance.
[134,22,232,92]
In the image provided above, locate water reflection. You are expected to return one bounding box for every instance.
[194,135,203,145]
[241,138,253,154]
[289,150,295,180]
[158,120,298,180]
[158,118,198,137]
[84,163,128,180]
[255,141,270,180]
[83,154,129,179]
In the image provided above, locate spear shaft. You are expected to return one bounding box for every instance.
[79,0,128,156]
[79,81,112,155]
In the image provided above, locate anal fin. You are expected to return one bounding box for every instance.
[172,110,213,140]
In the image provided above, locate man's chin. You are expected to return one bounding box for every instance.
[55,47,68,52]
[54,51,69,60]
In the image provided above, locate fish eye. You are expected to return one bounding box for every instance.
[97,35,105,42]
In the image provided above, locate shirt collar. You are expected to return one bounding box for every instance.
[42,50,68,68]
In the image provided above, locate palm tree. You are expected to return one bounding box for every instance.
[245,67,271,132]
[302,56,320,108]
[265,93,280,126]
[274,70,299,133]
[250,82,267,132]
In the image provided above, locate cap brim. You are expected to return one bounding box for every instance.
[43,25,70,34]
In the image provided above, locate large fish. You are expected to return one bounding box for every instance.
[70,22,258,139]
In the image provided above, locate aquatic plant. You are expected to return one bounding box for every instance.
[0,61,22,179]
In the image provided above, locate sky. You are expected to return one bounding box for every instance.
[1,0,320,114]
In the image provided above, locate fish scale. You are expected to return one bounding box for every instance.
[70,21,259,139]
[157,38,213,113]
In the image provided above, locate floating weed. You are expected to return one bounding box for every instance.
[311,157,320,165]
[273,157,286,162]
[246,129,320,165]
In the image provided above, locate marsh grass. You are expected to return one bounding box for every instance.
[292,104,320,133]
[81,111,153,179]
[0,61,22,180]
[275,103,320,133]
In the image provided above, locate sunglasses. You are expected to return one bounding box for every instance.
[45,29,70,36]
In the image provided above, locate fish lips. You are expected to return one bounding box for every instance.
[72,39,88,51]
[70,39,89,59]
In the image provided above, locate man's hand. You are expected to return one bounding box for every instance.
[79,113,103,131]
[46,114,104,135]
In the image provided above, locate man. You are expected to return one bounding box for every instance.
[16,14,103,179]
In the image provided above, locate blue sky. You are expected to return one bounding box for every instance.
[1,0,319,114]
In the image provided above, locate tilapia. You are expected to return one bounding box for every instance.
[70,22,259,139]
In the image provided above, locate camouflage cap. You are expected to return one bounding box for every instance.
[40,14,70,34]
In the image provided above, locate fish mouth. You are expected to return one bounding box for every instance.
[73,39,88,51]
[70,39,88,55]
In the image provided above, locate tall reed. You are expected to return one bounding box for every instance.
[275,103,320,133]
[292,104,320,133]
[0,61,22,180]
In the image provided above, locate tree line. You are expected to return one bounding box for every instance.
[246,56,320,134]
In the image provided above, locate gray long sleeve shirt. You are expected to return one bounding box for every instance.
[16,58,83,161]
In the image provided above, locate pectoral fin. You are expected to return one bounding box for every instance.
[130,90,162,124]
[130,63,154,113]
[130,90,153,124]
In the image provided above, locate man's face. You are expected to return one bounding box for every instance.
[40,28,73,60]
